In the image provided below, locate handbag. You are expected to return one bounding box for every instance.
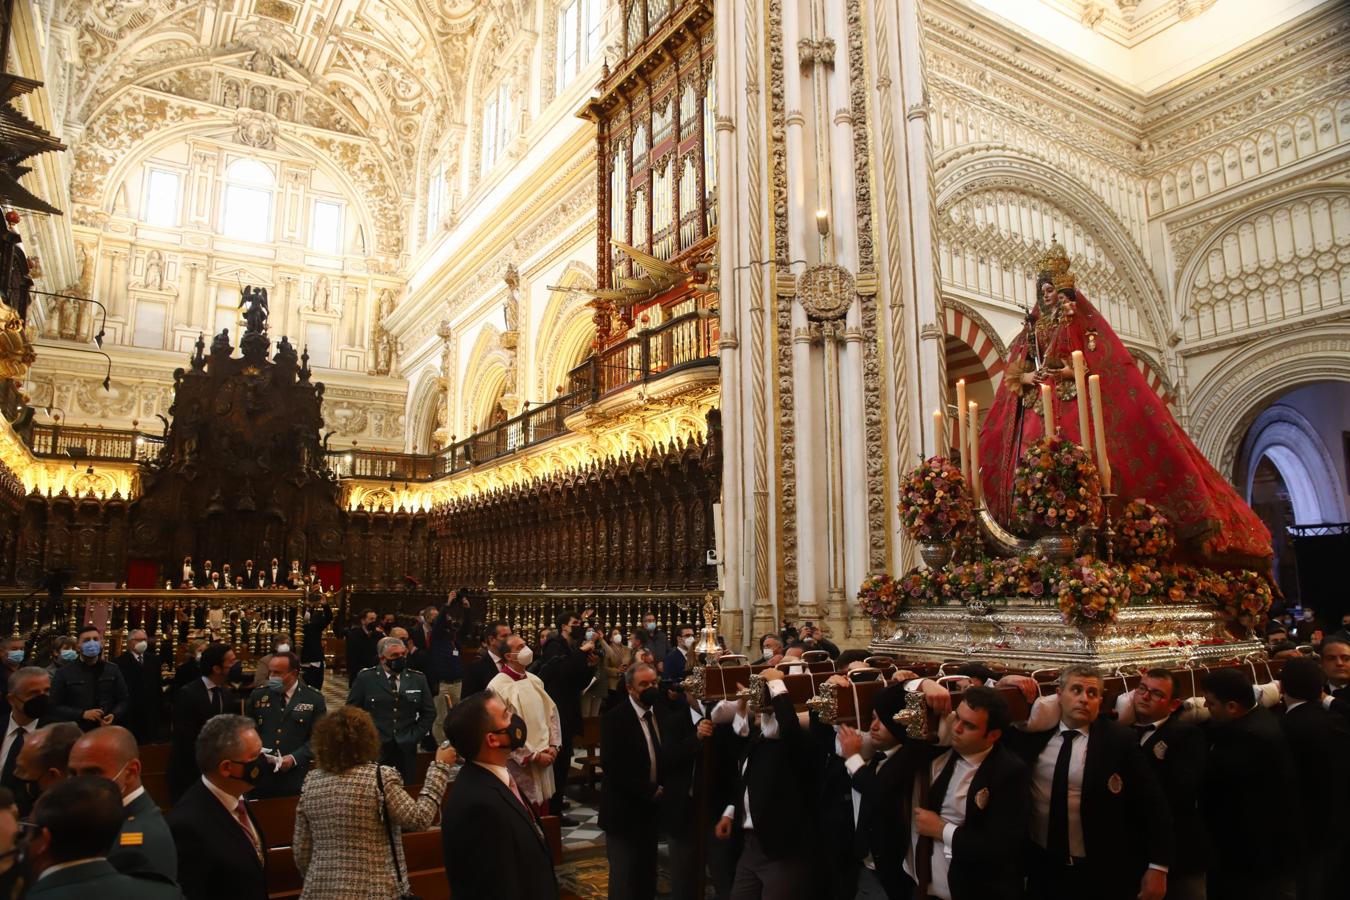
[374,764,423,900]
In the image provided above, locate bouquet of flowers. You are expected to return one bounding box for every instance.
[857,572,899,618]
[1054,556,1124,626]
[1117,499,1175,562]
[896,565,947,606]
[946,560,997,607]
[1221,569,1273,623]
[898,457,972,542]
[1120,561,1165,604]
[1011,435,1103,534]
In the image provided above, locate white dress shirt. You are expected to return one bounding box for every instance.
[123,785,146,807]
[1030,722,1089,858]
[629,695,661,783]
[899,746,993,900]
[722,679,789,828]
[0,716,36,771]
[1133,714,1170,745]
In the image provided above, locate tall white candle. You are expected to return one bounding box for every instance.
[1088,374,1112,493]
[933,409,946,458]
[1040,382,1055,436]
[1072,350,1092,463]
[968,400,983,505]
[956,379,969,482]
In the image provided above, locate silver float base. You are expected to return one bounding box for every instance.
[869,600,1264,670]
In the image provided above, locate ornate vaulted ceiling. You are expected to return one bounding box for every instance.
[55,0,526,259]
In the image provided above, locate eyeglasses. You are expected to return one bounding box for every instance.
[1134,685,1169,702]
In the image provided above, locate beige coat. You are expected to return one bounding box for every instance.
[293,760,453,899]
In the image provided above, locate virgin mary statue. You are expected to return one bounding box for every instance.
[975,241,1272,570]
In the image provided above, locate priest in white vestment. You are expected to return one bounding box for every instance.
[487,634,563,815]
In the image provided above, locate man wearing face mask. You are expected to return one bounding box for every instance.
[50,625,129,733]
[46,637,78,677]
[114,629,164,743]
[600,662,666,900]
[245,651,326,798]
[753,634,784,666]
[250,633,294,689]
[168,643,237,800]
[166,714,268,900]
[641,613,669,663]
[662,624,698,694]
[67,725,177,885]
[538,610,598,823]
[0,668,55,805]
[462,620,512,698]
[1,636,27,683]
[487,635,562,815]
[442,691,560,899]
[12,722,81,817]
[345,608,382,687]
[347,637,435,781]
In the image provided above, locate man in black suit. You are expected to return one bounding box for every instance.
[345,608,381,686]
[1004,664,1171,900]
[1278,657,1350,900]
[241,559,258,589]
[300,593,334,689]
[67,725,177,885]
[168,643,237,800]
[114,628,164,743]
[600,662,665,900]
[261,557,282,588]
[442,690,560,900]
[1124,668,1207,900]
[462,619,512,698]
[166,714,267,900]
[13,722,82,816]
[714,667,819,900]
[1320,636,1350,722]
[1200,666,1299,900]
[538,609,597,822]
[1,666,53,802]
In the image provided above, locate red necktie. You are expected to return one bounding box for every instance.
[234,799,262,862]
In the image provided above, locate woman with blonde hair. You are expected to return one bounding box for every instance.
[294,705,456,899]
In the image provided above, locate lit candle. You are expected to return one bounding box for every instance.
[933,408,947,458]
[968,400,983,505]
[1040,382,1055,436]
[1072,350,1092,463]
[956,379,969,482]
[1088,374,1112,493]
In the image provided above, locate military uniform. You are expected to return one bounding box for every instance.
[346,664,435,781]
[245,681,328,797]
[108,788,178,885]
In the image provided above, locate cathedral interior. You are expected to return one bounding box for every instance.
[0,0,1347,897]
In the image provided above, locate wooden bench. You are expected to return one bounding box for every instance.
[569,716,602,799]
[140,742,173,773]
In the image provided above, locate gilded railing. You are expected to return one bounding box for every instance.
[484,589,718,644]
[0,587,335,671]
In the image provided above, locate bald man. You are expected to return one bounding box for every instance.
[68,726,177,884]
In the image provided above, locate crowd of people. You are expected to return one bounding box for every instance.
[0,601,1345,900]
[171,557,327,591]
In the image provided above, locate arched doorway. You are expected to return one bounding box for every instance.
[943,303,1005,425]
[1235,381,1350,602]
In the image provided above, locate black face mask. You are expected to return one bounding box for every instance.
[570,625,585,642]
[491,714,528,751]
[638,686,662,709]
[20,694,48,720]
[229,756,265,786]
[386,657,407,674]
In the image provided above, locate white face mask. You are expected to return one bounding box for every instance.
[132,641,148,655]
[762,645,774,657]
[611,633,622,644]
[682,636,696,649]
[513,645,534,668]
[275,644,290,654]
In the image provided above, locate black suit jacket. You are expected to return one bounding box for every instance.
[658,702,743,838]
[461,649,501,699]
[301,604,333,665]
[849,745,911,888]
[168,680,227,799]
[166,780,266,900]
[599,698,662,833]
[1325,683,1350,725]
[1005,718,1171,890]
[539,636,595,735]
[1279,700,1350,856]
[1136,716,1207,875]
[1203,705,1298,880]
[115,650,164,742]
[442,761,559,900]
[730,690,820,860]
[899,741,1028,900]
[0,708,54,806]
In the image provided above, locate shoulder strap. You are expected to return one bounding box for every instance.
[373,764,406,888]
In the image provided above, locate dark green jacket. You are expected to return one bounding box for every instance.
[245,681,327,796]
[108,788,178,885]
[346,665,435,747]
[25,858,182,899]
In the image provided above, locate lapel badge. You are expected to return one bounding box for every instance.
[1107,772,1123,794]
[974,787,989,810]
[1153,740,1167,760]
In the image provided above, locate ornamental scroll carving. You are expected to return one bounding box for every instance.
[798,264,855,322]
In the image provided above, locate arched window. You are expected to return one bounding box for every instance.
[480,81,514,177]
[425,159,447,239]
[557,0,604,91]
[221,159,275,241]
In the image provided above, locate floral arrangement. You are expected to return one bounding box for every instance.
[1120,562,1165,604]
[1011,435,1103,534]
[1117,499,1175,562]
[898,457,972,542]
[857,572,899,619]
[946,560,999,607]
[896,566,948,607]
[1221,569,1273,623]
[1055,556,1124,626]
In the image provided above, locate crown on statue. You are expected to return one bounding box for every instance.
[1036,238,1076,290]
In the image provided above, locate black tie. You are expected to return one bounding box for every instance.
[641,710,662,777]
[1047,730,1079,863]
[924,751,959,812]
[210,686,223,715]
[1132,723,1156,742]
[2,728,25,783]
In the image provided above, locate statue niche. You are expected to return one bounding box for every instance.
[127,284,341,575]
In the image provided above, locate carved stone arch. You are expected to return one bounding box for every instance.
[1187,324,1350,476]
[460,324,512,433]
[1171,183,1350,345]
[1126,349,1175,406]
[535,260,598,395]
[1237,404,1348,525]
[406,367,446,453]
[934,148,1167,349]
